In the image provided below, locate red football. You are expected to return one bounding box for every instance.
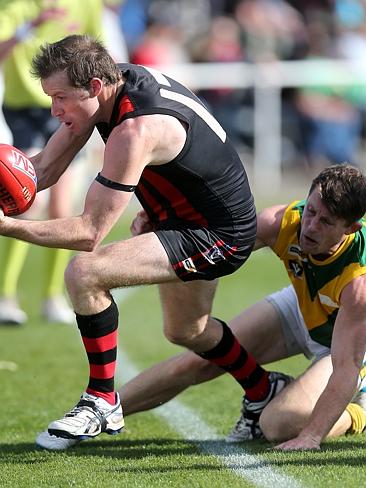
[0,144,37,216]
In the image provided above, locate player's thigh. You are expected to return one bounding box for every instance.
[265,355,332,417]
[260,355,332,439]
[67,232,177,290]
[158,278,218,334]
[229,299,288,364]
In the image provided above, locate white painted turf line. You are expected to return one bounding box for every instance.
[117,350,302,488]
[114,288,303,488]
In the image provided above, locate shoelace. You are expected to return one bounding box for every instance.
[231,401,258,431]
[65,399,104,424]
[234,420,252,433]
[231,388,273,435]
[230,414,261,439]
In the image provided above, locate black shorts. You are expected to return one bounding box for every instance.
[155,208,257,282]
[2,106,60,150]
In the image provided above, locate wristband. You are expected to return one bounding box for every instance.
[14,22,34,42]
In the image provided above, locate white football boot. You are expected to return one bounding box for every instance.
[226,371,293,442]
[0,297,27,325]
[42,296,74,324]
[36,431,81,450]
[47,392,124,440]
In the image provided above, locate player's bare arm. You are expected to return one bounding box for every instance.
[275,275,366,450]
[255,205,286,250]
[0,118,150,248]
[0,114,186,250]
[30,123,93,191]
[0,177,132,250]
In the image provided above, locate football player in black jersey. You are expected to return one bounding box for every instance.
[0,35,288,443]
[36,165,366,452]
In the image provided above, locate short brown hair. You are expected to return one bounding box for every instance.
[309,164,366,225]
[31,34,122,89]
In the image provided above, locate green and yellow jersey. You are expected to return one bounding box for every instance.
[273,200,366,347]
[0,0,104,108]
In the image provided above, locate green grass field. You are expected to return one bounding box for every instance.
[0,214,366,488]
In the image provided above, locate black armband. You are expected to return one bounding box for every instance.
[95,172,136,192]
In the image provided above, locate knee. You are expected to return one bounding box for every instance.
[163,314,213,348]
[64,253,93,294]
[163,318,194,346]
[163,327,192,347]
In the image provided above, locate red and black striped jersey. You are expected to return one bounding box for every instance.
[96,63,254,237]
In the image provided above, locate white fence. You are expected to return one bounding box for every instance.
[162,59,366,190]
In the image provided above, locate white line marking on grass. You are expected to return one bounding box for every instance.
[114,288,304,488]
[0,360,18,371]
[116,350,303,488]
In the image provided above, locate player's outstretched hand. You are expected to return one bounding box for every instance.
[130,210,153,236]
[273,434,321,451]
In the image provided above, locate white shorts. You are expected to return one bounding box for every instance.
[266,285,366,391]
[266,285,330,361]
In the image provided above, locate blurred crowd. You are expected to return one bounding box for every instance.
[117,0,366,170]
[2,0,366,172]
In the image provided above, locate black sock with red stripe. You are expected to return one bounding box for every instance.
[196,319,270,401]
[76,299,119,406]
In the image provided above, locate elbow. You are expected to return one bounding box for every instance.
[80,241,97,252]
[81,236,102,252]
[80,230,105,252]
[62,231,102,252]
[78,215,106,252]
[36,173,58,192]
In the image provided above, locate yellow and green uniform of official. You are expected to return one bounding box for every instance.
[0,0,104,306]
[274,200,366,434]
[0,0,104,108]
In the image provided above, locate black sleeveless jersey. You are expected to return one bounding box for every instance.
[96,63,254,242]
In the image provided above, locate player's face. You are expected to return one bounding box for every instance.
[42,71,99,136]
[300,187,352,258]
